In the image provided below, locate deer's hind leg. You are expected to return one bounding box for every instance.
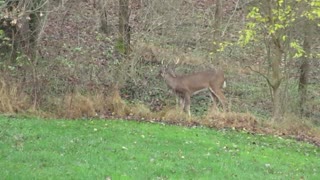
[209,87,226,111]
[209,91,218,111]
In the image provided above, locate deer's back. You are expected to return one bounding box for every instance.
[176,69,224,92]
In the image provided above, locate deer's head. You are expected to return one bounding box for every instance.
[159,67,176,79]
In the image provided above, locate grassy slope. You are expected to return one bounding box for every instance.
[0,116,319,179]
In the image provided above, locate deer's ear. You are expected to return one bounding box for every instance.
[168,68,176,77]
[159,68,165,77]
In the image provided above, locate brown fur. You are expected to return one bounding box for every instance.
[160,68,227,115]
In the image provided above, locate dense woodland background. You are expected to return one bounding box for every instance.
[0,0,319,143]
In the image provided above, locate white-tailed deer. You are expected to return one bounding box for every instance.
[160,67,227,116]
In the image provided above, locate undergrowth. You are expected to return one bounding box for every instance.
[0,79,30,113]
[0,77,319,147]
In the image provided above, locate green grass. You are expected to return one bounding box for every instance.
[0,116,319,179]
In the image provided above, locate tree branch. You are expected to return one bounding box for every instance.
[245,65,273,88]
[222,0,240,37]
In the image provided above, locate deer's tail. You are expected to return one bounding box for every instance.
[223,81,227,88]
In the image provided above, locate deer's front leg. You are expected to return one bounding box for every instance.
[183,94,191,116]
[179,95,185,110]
[175,93,185,110]
[175,96,179,108]
[174,92,184,110]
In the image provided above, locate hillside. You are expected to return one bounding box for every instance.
[0,0,319,145]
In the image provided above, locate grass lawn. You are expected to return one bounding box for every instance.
[0,116,319,179]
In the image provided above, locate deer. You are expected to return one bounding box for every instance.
[160,67,227,116]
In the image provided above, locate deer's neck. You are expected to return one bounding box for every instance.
[164,75,178,90]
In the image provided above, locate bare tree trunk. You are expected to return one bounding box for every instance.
[298,22,310,117]
[0,2,19,64]
[265,0,283,121]
[271,47,282,121]
[25,0,48,110]
[29,4,42,59]
[118,0,130,55]
[272,83,281,120]
[212,0,222,52]
[100,1,108,34]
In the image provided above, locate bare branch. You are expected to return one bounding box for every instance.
[245,65,272,88]
[222,0,240,37]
